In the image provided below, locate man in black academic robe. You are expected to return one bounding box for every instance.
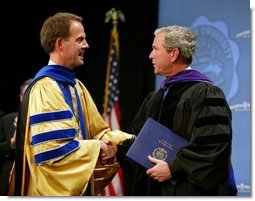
[116,25,236,196]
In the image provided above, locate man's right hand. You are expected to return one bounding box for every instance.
[99,140,117,165]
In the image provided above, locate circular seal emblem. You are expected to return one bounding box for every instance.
[152,147,167,161]
[190,16,239,102]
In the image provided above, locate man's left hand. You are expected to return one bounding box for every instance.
[146,155,172,182]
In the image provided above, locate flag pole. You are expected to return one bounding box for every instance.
[101,8,126,196]
[103,8,125,119]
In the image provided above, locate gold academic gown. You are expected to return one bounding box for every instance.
[20,77,133,196]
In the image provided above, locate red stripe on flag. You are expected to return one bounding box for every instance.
[100,188,106,196]
[108,181,116,196]
[117,167,125,195]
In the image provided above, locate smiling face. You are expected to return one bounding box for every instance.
[60,20,89,70]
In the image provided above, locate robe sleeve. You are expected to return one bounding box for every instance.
[76,80,134,144]
[26,78,101,195]
[76,80,134,195]
[171,83,232,190]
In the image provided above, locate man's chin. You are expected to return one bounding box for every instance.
[78,60,84,66]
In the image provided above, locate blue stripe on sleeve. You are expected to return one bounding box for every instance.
[30,110,73,126]
[34,140,80,165]
[31,128,77,146]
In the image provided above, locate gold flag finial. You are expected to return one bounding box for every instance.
[105,8,125,30]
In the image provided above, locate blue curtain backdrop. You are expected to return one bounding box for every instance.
[156,0,250,196]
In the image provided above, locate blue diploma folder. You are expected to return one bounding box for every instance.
[126,118,189,169]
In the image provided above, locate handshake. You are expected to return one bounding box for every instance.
[99,140,117,165]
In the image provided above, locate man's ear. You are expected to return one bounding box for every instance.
[56,38,64,51]
[170,48,180,62]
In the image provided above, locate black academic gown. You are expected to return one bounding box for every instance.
[0,112,17,195]
[118,81,234,196]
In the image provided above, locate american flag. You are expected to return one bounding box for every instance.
[101,27,125,196]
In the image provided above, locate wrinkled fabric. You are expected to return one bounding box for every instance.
[120,81,235,196]
[15,74,132,196]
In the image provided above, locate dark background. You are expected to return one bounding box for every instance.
[0,0,158,134]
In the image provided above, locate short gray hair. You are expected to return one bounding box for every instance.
[155,25,196,65]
